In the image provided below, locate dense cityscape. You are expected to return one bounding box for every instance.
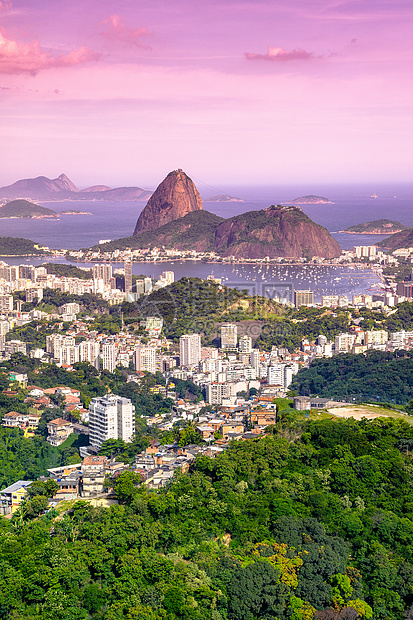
[1,0,412,617]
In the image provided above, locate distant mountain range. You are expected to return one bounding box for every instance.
[0,173,153,202]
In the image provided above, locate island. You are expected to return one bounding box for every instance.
[0,199,59,219]
[205,195,244,202]
[0,236,47,255]
[60,210,92,215]
[339,219,408,234]
[288,195,334,204]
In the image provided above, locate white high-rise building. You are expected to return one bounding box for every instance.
[59,345,80,366]
[46,335,76,361]
[102,343,116,373]
[80,341,100,370]
[134,345,157,374]
[180,334,201,367]
[267,365,284,386]
[251,349,261,370]
[160,271,174,285]
[334,333,356,354]
[221,323,237,349]
[93,264,113,284]
[89,395,135,450]
[239,335,252,354]
[0,295,13,313]
[124,261,132,295]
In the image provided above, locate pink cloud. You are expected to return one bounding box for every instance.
[100,15,150,49]
[245,46,314,61]
[0,0,12,12]
[0,29,99,75]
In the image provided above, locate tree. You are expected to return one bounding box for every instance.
[114,471,142,504]
[23,494,48,518]
[227,561,288,620]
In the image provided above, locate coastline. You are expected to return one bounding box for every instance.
[338,230,403,235]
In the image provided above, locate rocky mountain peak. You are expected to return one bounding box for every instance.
[134,169,203,234]
[56,174,78,193]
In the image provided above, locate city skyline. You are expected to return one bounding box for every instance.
[1,0,412,188]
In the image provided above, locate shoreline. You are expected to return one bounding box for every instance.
[338,230,403,235]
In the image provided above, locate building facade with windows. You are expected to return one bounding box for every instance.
[89,395,135,450]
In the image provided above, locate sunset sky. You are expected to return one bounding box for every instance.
[1,0,412,188]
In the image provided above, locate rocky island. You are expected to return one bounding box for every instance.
[288,195,334,204]
[0,199,59,219]
[60,210,92,215]
[95,170,342,259]
[339,219,408,234]
[205,195,244,202]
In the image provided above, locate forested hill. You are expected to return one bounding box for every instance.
[0,200,58,219]
[3,416,413,618]
[0,236,45,255]
[122,276,286,341]
[291,349,413,405]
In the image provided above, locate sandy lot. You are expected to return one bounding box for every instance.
[327,406,390,420]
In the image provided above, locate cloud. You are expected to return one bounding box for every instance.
[0,0,12,12]
[245,46,314,61]
[100,15,150,49]
[0,29,100,74]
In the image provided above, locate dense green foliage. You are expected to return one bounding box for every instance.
[0,200,58,219]
[5,320,61,350]
[41,263,93,280]
[3,417,413,618]
[123,277,284,342]
[0,427,64,488]
[290,349,413,404]
[256,306,350,351]
[0,236,45,255]
[16,288,110,314]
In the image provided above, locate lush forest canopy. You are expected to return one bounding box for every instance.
[3,416,413,618]
[290,349,413,405]
[121,277,285,342]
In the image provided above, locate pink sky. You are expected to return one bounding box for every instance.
[0,0,412,188]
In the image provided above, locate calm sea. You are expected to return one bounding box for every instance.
[1,182,412,301]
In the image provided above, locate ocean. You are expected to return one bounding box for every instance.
[1,182,412,251]
[1,182,412,302]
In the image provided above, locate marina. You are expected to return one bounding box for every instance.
[1,255,382,304]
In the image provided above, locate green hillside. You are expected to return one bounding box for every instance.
[0,236,45,255]
[0,199,58,219]
[378,228,413,250]
[93,210,224,252]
